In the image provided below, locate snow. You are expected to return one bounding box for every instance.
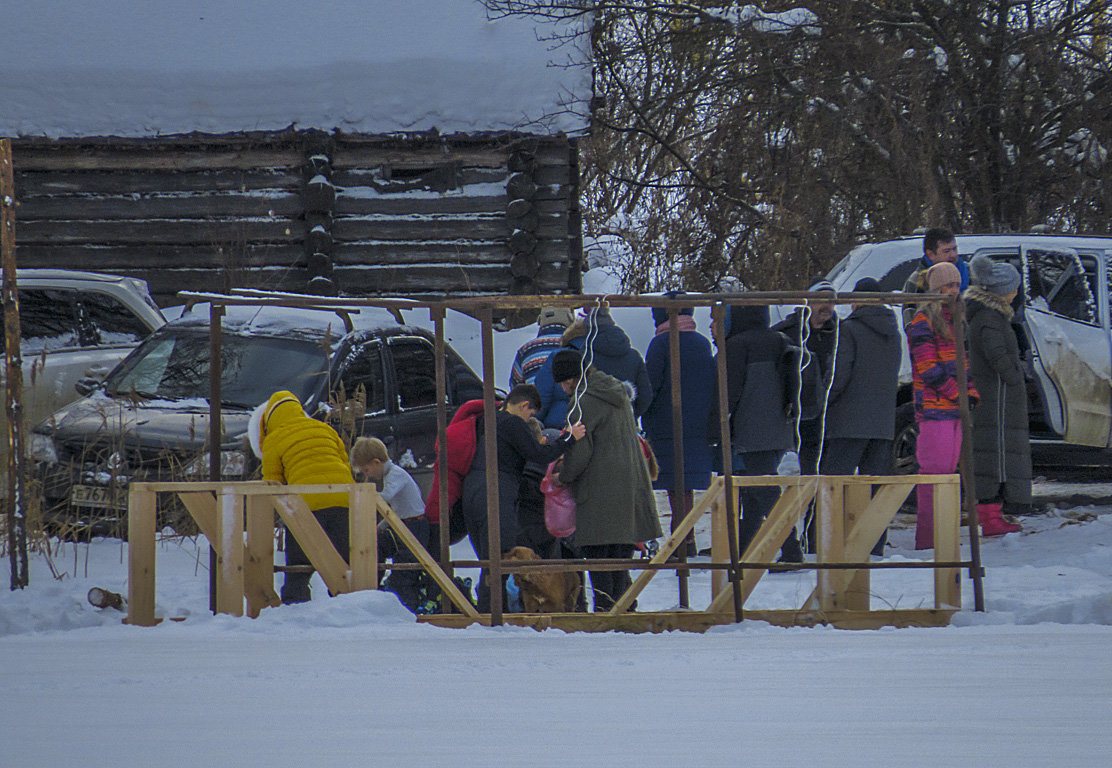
[3,496,1112,766]
[0,1,591,138]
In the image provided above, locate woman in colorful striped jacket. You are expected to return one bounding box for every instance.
[907,262,979,550]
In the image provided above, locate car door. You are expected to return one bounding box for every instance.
[332,335,392,451]
[384,334,441,489]
[1020,246,1111,447]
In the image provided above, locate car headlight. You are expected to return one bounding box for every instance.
[29,433,58,464]
[183,450,247,478]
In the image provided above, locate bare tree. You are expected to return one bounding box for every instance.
[487,1,1112,290]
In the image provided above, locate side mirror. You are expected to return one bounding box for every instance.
[75,376,104,397]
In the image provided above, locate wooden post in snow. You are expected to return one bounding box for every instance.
[2,138,29,590]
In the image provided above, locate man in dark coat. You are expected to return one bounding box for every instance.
[642,296,715,556]
[710,304,798,555]
[964,254,1027,535]
[461,384,584,612]
[554,349,662,611]
[535,306,653,429]
[772,279,839,559]
[820,277,902,555]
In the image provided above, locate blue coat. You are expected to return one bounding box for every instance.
[642,325,715,491]
[536,311,653,428]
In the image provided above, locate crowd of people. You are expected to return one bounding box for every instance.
[255,226,1029,612]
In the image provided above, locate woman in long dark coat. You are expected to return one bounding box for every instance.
[642,299,715,555]
[964,254,1026,536]
[553,349,662,611]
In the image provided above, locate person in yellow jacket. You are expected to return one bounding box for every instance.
[256,390,355,603]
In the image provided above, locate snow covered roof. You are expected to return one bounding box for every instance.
[0,1,591,139]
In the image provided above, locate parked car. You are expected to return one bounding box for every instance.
[1,269,165,497]
[823,234,1112,471]
[30,303,483,535]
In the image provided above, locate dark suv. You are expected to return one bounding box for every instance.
[30,303,483,534]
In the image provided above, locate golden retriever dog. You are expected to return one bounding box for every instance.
[505,546,581,613]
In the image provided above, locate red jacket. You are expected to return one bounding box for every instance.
[424,399,487,524]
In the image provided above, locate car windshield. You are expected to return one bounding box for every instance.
[105,329,329,407]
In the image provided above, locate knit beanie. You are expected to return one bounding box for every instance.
[926,261,961,291]
[550,348,584,383]
[853,277,881,293]
[969,253,1021,295]
[538,306,574,327]
[808,279,837,297]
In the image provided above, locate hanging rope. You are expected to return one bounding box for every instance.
[566,293,608,426]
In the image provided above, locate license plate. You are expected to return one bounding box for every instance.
[71,484,127,510]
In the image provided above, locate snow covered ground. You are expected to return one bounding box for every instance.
[2,492,1111,767]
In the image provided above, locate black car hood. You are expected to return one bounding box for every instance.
[36,393,252,453]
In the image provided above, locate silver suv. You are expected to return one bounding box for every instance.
[2,269,165,493]
[825,234,1112,467]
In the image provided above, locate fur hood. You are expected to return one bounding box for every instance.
[964,285,1015,321]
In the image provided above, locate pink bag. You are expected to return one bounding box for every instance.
[541,460,576,538]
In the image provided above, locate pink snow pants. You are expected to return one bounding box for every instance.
[915,419,962,549]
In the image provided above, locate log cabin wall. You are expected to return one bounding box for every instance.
[10,131,581,306]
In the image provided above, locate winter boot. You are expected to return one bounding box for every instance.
[915,507,934,550]
[978,502,1021,537]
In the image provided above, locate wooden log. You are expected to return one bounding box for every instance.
[14,242,304,269]
[13,147,303,171]
[305,226,333,255]
[509,251,540,278]
[333,240,569,267]
[507,228,538,256]
[843,483,873,611]
[330,262,568,294]
[304,175,336,212]
[16,194,301,220]
[14,168,302,195]
[335,194,507,216]
[506,199,540,232]
[506,172,536,200]
[126,485,158,626]
[332,214,567,241]
[16,219,300,245]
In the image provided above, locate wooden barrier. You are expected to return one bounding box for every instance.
[421,472,966,633]
[124,481,478,626]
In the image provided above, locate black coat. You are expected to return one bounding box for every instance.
[964,287,1033,504]
[825,305,902,440]
[772,309,837,423]
[710,305,797,454]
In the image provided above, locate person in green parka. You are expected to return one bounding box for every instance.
[552,349,662,611]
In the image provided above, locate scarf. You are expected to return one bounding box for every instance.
[655,315,697,335]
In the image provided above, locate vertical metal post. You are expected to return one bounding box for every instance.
[480,307,503,625]
[208,302,225,614]
[1,138,28,590]
[667,305,689,608]
[950,296,985,611]
[712,303,743,622]
[432,305,452,586]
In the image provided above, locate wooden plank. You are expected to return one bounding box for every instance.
[331,262,569,294]
[215,489,245,617]
[178,492,220,551]
[348,485,379,592]
[608,477,724,615]
[126,485,158,626]
[17,219,300,245]
[17,194,302,220]
[244,494,280,618]
[816,479,844,612]
[418,607,956,633]
[14,168,302,196]
[335,194,507,216]
[934,480,962,609]
[332,142,569,170]
[710,491,728,598]
[706,480,820,613]
[272,494,352,597]
[801,483,914,611]
[332,166,507,189]
[376,496,479,618]
[843,483,873,611]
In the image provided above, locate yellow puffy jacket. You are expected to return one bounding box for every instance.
[260,391,353,511]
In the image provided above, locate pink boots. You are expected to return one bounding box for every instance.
[978,502,1021,537]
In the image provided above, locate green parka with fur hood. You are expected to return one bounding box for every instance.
[558,370,662,547]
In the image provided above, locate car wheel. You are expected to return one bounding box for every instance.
[892,402,919,475]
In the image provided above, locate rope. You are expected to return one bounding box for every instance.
[566,294,608,426]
